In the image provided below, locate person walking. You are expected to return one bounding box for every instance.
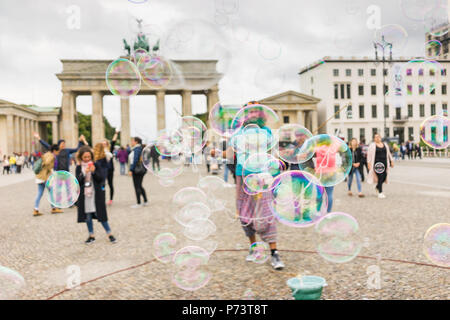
[406,140,414,160]
[359,139,369,182]
[117,146,128,175]
[75,145,116,244]
[203,142,211,173]
[16,153,24,174]
[347,138,365,198]
[33,145,59,216]
[392,143,400,161]
[129,137,148,208]
[3,155,10,174]
[9,154,16,173]
[149,144,160,172]
[400,142,406,160]
[103,132,118,206]
[367,133,394,199]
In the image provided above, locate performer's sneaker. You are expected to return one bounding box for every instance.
[246,249,256,262]
[85,237,95,245]
[271,252,285,270]
[109,235,117,244]
[51,208,63,214]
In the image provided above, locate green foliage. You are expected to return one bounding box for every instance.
[75,112,116,145]
[194,112,208,125]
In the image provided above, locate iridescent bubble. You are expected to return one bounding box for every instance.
[277,124,314,164]
[159,178,174,187]
[243,172,276,195]
[425,40,442,60]
[132,48,148,65]
[230,124,277,155]
[180,116,208,155]
[155,129,184,157]
[0,266,25,299]
[105,58,141,97]
[389,63,406,110]
[173,187,208,207]
[423,223,450,267]
[142,143,184,179]
[209,103,241,138]
[250,242,270,264]
[315,212,362,263]
[270,171,328,228]
[153,233,177,263]
[46,171,80,208]
[242,153,283,194]
[198,176,228,211]
[374,24,409,54]
[420,115,450,150]
[138,55,173,89]
[423,5,449,37]
[172,246,211,291]
[298,135,352,187]
[230,104,280,134]
[175,202,212,227]
[184,218,216,241]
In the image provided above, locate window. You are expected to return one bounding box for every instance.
[359,128,365,142]
[383,69,388,76]
[347,128,353,140]
[406,69,412,76]
[372,128,378,138]
[283,116,290,124]
[420,104,425,117]
[372,105,377,118]
[340,84,345,99]
[384,104,389,118]
[419,69,424,76]
[407,84,413,95]
[346,84,351,99]
[359,104,365,118]
[442,69,447,76]
[408,104,413,117]
[358,69,364,76]
[431,84,436,95]
[311,89,314,96]
[385,127,390,137]
[334,105,340,119]
[347,105,353,119]
[346,69,351,76]
[431,103,436,115]
[311,77,314,84]
[419,85,424,95]
[384,84,389,95]
[333,69,339,77]
[395,107,401,119]
[430,69,435,76]
[443,104,448,115]
[334,84,339,99]
[358,85,364,96]
[371,85,377,95]
[408,127,414,140]
[371,69,376,76]
[442,84,447,95]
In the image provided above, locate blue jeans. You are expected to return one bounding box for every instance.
[86,212,111,235]
[347,168,362,193]
[35,182,55,210]
[224,164,229,182]
[325,186,334,213]
[120,162,126,175]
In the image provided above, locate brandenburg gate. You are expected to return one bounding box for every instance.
[56,59,222,146]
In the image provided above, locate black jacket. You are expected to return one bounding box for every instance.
[75,158,108,223]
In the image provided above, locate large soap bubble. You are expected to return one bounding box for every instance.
[209,103,241,138]
[0,266,25,299]
[175,202,212,227]
[46,171,80,208]
[172,246,211,291]
[298,135,352,187]
[270,171,328,228]
[277,124,314,164]
[153,233,177,263]
[106,58,141,97]
[420,115,449,150]
[423,223,449,267]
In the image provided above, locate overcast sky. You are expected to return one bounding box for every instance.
[0,0,448,140]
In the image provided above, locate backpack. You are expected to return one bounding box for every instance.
[33,158,43,175]
[57,150,69,171]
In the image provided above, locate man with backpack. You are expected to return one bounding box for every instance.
[33,145,59,216]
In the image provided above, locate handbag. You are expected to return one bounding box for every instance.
[134,154,147,175]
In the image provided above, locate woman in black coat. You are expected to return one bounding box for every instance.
[347,138,365,197]
[75,145,117,244]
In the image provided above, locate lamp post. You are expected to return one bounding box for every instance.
[374,35,393,140]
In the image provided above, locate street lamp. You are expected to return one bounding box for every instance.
[374,35,393,140]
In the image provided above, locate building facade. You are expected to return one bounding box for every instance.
[299,56,449,143]
[426,23,449,60]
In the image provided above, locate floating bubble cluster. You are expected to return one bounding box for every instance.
[172,246,211,291]
[209,103,241,138]
[153,233,177,263]
[46,171,80,208]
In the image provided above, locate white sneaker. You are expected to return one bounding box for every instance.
[246,250,256,262]
[271,252,285,270]
[378,193,386,199]
[130,204,143,209]
[143,201,149,207]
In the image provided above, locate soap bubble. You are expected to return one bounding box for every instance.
[423,4,449,37]
[153,233,177,263]
[420,115,450,150]
[374,24,409,54]
[155,129,184,157]
[277,124,313,164]
[270,171,328,228]
[175,202,212,227]
[172,246,211,291]
[230,124,276,155]
[184,218,217,241]
[106,58,141,97]
[425,40,442,60]
[46,171,80,208]
[142,144,184,180]
[298,135,352,187]
[173,187,208,207]
[423,223,449,267]
[198,176,228,211]
[137,54,173,89]
[179,116,208,155]
[315,212,362,263]
[230,103,279,135]
[250,242,270,264]
[209,103,241,138]
[0,266,25,299]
